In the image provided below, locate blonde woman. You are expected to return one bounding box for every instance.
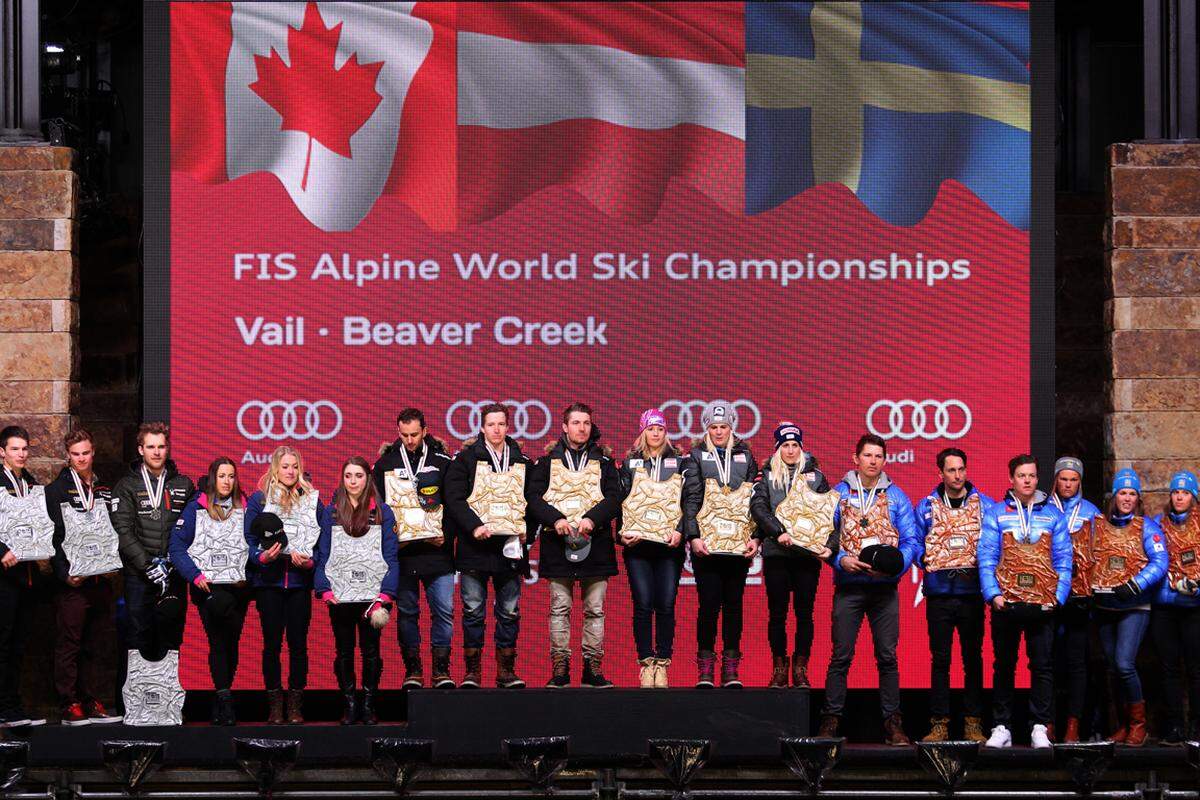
[245,446,322,724]
[619,409,689,688]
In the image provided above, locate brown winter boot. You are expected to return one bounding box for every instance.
[431,646,455,689]
[286,689,304,724]
[547,651,570,688]
[401,646,423,689]
[639,657,656,688]
[266,689,285,725]
[963,717,986,743]
[791,654,810,688]
[461,648,482,689]
[1111,708,1128,744]
[1125,702,1148,746]
[922,716,949,742]
[1064,717,1081,743]
[769,656,790,688]
[495,647,526,688]
[818,714,840,737]
[884,712,911,746]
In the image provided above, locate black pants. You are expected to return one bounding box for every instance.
[693,554,750,653]
[123,570,186,660]
[256,587,312,690]
[1054,599,1091,719]
[0,578,35,713]
[193,585,251,691]
[1152,604,1200,733]
[328,603,382,689]
[823,583,900,718]
[54,579,116,705]
[991,604,1054,728]
[925,594,985,717]
[763,556,821,658]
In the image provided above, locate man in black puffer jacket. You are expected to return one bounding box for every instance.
[443,403,535,690]
[111,422,194,660]
[373,408,456,689]
[526,403,622,689]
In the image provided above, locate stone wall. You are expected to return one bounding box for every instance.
[1106,142,1200,514]
[0,147,79,479]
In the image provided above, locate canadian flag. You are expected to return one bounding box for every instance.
[172,2,452,231]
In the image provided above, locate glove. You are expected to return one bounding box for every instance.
[145,558,172,595]
[365,595,393,629]
[1113,578,1140,602]
[1175,577,1200,596]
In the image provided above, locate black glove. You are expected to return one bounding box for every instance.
[1113,578,1140,602]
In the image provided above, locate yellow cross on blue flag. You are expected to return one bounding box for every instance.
[746,1,1030,229]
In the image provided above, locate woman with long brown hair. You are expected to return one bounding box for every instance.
[169,457,250,725]
[314,456,399,725]
[245,446,322,723]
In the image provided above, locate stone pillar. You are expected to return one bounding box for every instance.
[0,146,78,480]
[1106,142,1200,514]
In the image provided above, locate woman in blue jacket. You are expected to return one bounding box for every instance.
[1152,471,1200,745]
[244,446,322,723]
[1089,468,1167,747]
[168,457,250,725]
[313,456,399,725]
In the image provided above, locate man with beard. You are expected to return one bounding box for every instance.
[373,408,456,689]
[527,403,622,688]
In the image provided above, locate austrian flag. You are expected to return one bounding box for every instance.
[171,1,1029,232]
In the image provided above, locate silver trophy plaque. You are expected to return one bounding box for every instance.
[325,524,386,603]
[0,487,55,561]
[188,509,248,584]
[121,649,185,726]
[266,490,321,558]
[61,503,122,577]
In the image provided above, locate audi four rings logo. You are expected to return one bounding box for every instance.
[658,400,762,440]
[237,400,343,441]
[445,400,553,441]
[866,399,972,441]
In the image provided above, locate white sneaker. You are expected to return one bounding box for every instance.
[985,724,1012,748]
[1030,724,1052,749]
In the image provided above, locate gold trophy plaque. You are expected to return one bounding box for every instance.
[621,471,683,544]
[385,470,443,543]
[467,462,528,536]
[697,479,754,555]
[544,460,603,526]
[774,476,837,555]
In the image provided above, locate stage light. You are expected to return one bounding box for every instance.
[648,738,710,800]
[502,736,570,793]
[779,737,843,796]
[915,741,979,795]
[1052,741,1115,795]
[100,740,166,793]
[234,738,300,796]
[0,741,28,792]
[370,738,435,796]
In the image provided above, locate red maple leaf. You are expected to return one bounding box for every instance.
[249,2,384,191]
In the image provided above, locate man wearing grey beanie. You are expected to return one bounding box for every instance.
[1049,455,1100,743]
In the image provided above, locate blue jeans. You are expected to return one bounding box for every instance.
[1096,608,1150,703]
[395,572,455,649]
[624,551,682,659]
[460,571,520,649]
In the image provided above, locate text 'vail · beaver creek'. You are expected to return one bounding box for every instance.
[232,251,974,289]
[235,316,609,347]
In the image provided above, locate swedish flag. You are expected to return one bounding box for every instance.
[746,1,1030,230]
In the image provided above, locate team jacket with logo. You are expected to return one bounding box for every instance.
[978,490,1072,605]
[828,471,919,587]
[527,432,622,580]
[111,459,195,573]
[1088,513,1166,610]
[45,466,114,584]
[914,482,995,596]
[372,437,455,578]
[1153,510,1200,608]
[681,438,759,542]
